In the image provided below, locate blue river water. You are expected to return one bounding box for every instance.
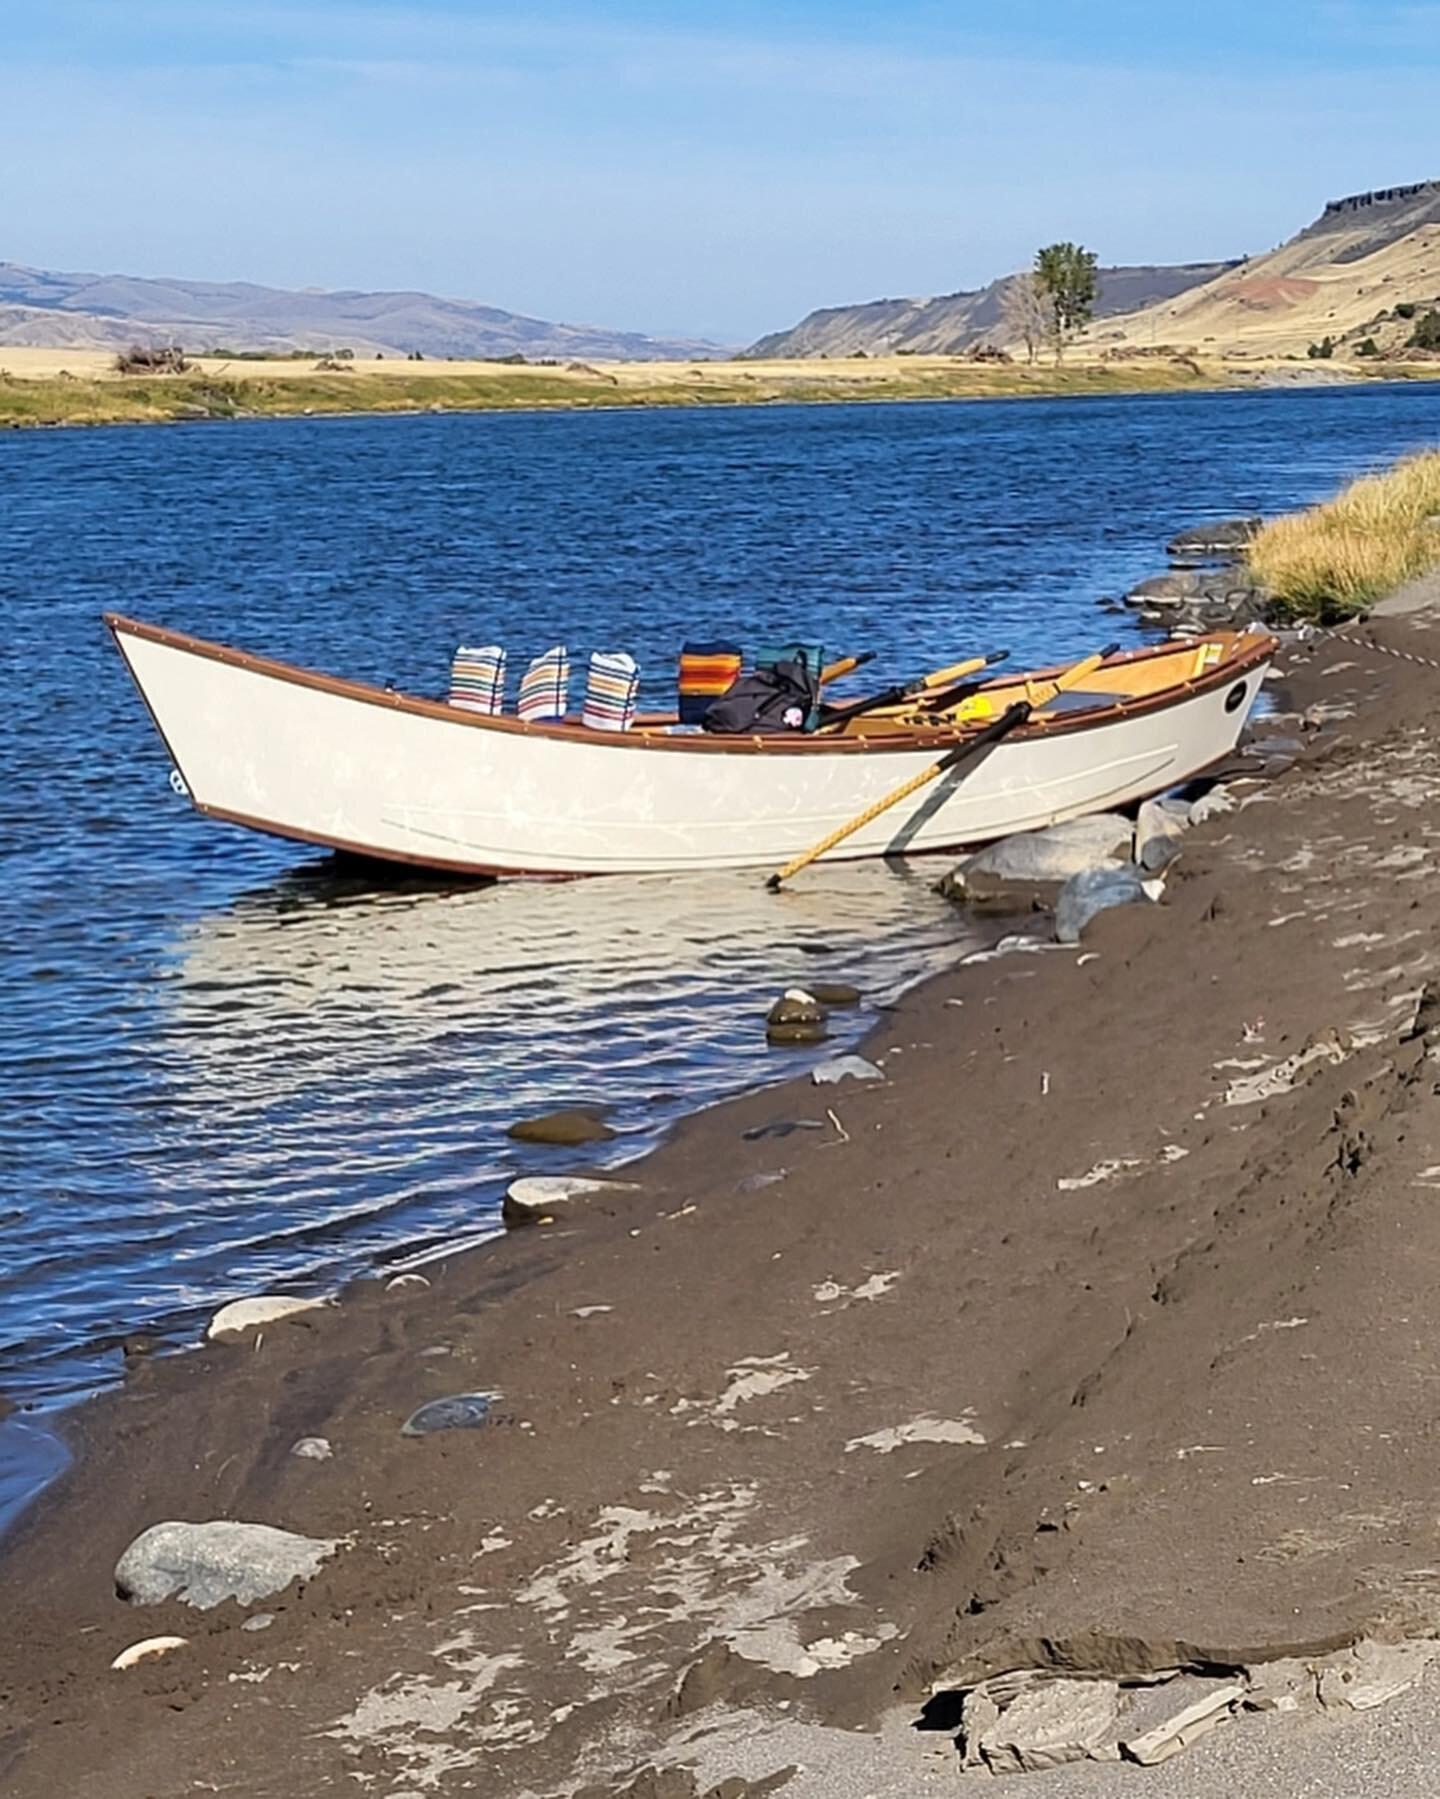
[2,384,1438,1523]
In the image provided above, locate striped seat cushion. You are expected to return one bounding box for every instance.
[517,645,570,722]
[449,645,506,715]
[678,641,743,725]
[583,650,639,731]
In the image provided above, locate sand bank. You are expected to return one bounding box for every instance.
[9,612,1440,1793]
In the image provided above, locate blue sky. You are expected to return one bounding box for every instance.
[8,1,1440,342]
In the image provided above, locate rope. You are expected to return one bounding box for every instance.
[1327,628,1440,672]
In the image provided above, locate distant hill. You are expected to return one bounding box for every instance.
[0,262,718,361]
[1089,181,1440,358]
[747,262,1239,359]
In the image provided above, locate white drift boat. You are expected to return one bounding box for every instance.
[107,614,1274,878]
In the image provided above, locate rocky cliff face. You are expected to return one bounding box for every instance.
[747,263,1238,359]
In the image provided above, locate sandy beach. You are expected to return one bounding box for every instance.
[6,596,1440,1794]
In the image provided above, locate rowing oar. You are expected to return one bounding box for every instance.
[820,651,876,684]
[818,648,1010,730]
[768,641,1120,889]
[766,702,1030,891]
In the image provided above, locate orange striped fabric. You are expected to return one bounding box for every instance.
[678,641,742,724]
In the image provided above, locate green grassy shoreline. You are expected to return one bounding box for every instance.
[3,361,1437,431]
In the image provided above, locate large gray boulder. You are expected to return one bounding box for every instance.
[1166,517,1261,562]
[1055,864,1159,944]
[940,815,1134,901]
[115,1520,338,1610]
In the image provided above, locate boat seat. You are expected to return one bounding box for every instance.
[1032,688,1119,716]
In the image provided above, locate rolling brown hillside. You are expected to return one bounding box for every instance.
[1090,180,1440,358]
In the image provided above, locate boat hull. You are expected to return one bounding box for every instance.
[108,617,1272,876]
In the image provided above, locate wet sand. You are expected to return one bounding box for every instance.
[6,612,1440,1795]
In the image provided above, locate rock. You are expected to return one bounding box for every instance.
[1166,517,1261,561]
[507,1108,616,1146]
[1120,1676,1244,1765]
[959,1684,1003,1770]
[811,1055,884,1086]
[400,1391,500,1436]
[939,816,1135,900]
[290,1436,333,1461]
[386,1273,429,1292]
[242,1612,276,1632]
[979,1678,1122,1773]
[206,1296,329,1340]
[1125,571,1203,608]
[115,1521,338,1610]
[1315,1639,1440,1713]
[1243,1657,1320,1714]
[766,989,828,1046]
[503,1174,638,1226]
[1186,785,1236,827]
[121,1334,161,1360]
[1055,865,1160,944]
[1135,797,1189,872]
[110,1635,189,1670]
[807,982,861,1006]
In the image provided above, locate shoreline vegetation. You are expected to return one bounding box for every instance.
[3,344,1440,430]
[1247,449,1440,620]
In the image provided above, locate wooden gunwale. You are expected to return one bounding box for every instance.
[103,613,1276,755]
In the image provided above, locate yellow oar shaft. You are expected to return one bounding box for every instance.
[770,760,949,888]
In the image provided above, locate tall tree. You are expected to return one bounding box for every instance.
[999,271,1047,365]
[1034,243,1099,361]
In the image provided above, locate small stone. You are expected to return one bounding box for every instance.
[206,1296,329,1341]
[1243,1658,1319,1714]
[1125,571,1204,608]
[807,982,861,1007]
[110,1635,189,1670]
[290,1437,333,1461]
[503,1174,638,1226]
[811,1055,884,1086]
[1121,1677,1244,1764]
[1315,1639,1440,1713]
[766,989,828,1046]
[401,1392,500,1436]
[242,1613,276,1633]
[1135,797,1189,873]
[1055,865,1159,944]
[507,1109,615,1146]
[1166,517,1261,561]
[1186,785,1236,826]
[115,1521,338,1610]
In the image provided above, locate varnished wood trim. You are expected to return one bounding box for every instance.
[103,612,1277,757]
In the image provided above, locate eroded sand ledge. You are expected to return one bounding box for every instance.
[6,611,1440,1794]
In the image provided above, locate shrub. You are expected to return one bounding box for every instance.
[1248,451,1440,622]
[1407,310,1440,351]
[1356,337,1381,357]
[1307,336,1335,360]
[1395,302,1418,321]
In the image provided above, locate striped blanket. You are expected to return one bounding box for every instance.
[678,640,743,725]
[449,645,507,715]
[583,650,639,731]
[517,645,571,722]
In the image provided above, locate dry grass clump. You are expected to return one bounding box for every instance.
[1249,451,1440,621]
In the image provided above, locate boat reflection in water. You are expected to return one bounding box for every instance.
[155,850,978,1297]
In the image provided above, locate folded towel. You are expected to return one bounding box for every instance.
[583,650,639,731]
[517,645,571,722]
[449,644,507,715]
[678,640,743,725]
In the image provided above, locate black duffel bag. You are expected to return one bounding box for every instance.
[702,657,819,734]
